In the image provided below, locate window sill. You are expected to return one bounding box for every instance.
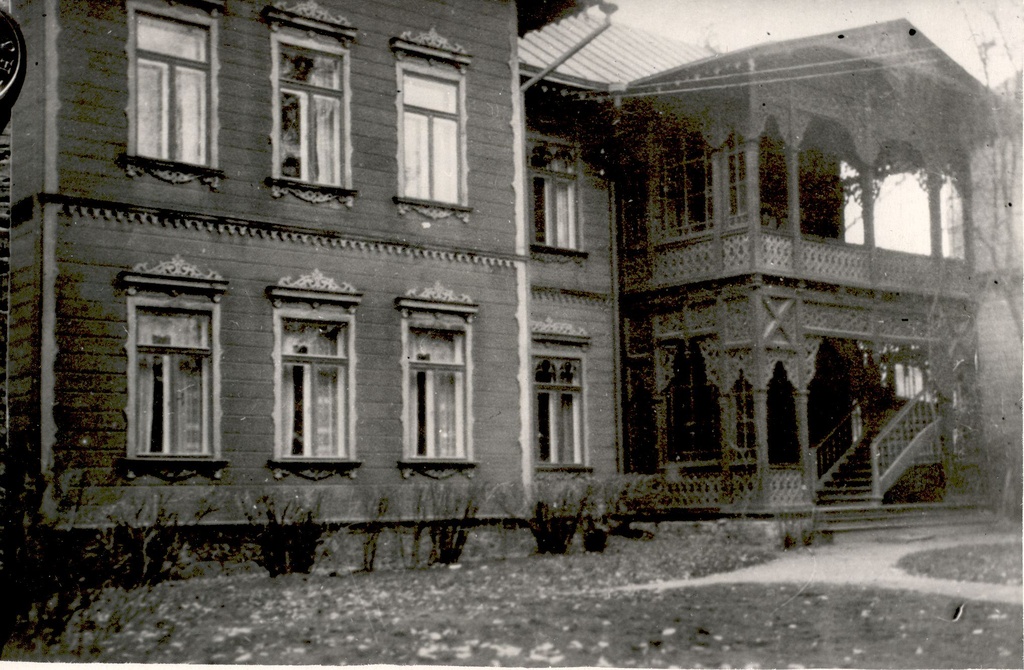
[535,464,592,474]
[530,244,588,260]
[265,177,358,208]
[117,154,224,191]
[118,456,227,482]
[398,459,477,480]
[393,196,472,223]
[268,459,361,481]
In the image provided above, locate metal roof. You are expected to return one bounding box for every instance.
[519,10,711,88]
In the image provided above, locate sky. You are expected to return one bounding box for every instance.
[609,0,1022,88]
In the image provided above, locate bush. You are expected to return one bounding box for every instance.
[528,482,589,555]
[392,483,482,568]
[245,494,325,577]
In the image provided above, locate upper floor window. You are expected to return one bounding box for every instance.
[130,9,214,165]
[531,139,580,249]
[725,135,748,223]
[273,38,348,186]
[661,132,713,240]
[399,70,464,204]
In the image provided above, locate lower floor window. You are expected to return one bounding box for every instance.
[135,309,211,455]
[409,328,466,459]
[534,357,583,464]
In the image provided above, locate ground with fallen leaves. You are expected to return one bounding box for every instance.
[897,542,1022,586]
[7,523,1023,667]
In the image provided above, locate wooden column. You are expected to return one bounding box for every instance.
[788,146,802,272]
[929,173,944,259]
[753,386,770,503]
[795,390,814,502]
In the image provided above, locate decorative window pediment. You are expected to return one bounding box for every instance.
[266,269,362,310]
[396,281,478,319]
[531,316,590,347]
[262,0,357,43]
[390,27,472,69]
[119,255,228,300]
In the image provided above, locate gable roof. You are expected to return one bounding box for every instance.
[519,10,711,89]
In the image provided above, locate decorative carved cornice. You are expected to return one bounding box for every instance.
[133,255,223,280]
[279,268,354,293]
[60,200,517,269]
[406,281,473,304]
[531,316,588,338]
[393,196,472,223]
[400,27,466,54]
[118,154,224,191]
[266,178,357,207]
[390,27,472,69]
[267,269,362,309]
[274,0,351,26]
[262,1,357,42]
[120,255,228,300]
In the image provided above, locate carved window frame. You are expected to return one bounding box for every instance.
[124,1,222,187]
[396,289,478,473]
[529,135,583,252]
[121,265,227,472]
[265,4,357,207]
[267,281,361,474]
[531,319,591,472]
[391,30,472,220]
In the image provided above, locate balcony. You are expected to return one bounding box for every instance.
[623,228,971,297]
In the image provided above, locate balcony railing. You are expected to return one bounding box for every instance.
[625,227,971,296]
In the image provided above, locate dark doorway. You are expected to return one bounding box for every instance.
[666,340,720,464]
[767,362,799,465]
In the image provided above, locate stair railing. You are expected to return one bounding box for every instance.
[813,401,863,489]
[869,389,939,499]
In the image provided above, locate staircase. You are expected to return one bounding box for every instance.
[816,441,875,505]
[815,389,941,507]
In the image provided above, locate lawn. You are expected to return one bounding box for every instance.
[897,542,1022,586]
[7,522,1022,667]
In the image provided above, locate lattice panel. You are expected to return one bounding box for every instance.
[767,468,807,506]
[668,473,725,507]
[622,256,651,292]
[722,233,750,273]
[802,302,871,336]
[721,298,751,343]
[876,314,929,340]
[876,251,935,292]
[802,241,870,284]
[686,303,717,333]
[725,472,758,505]
[653,241,717,285]
[760,233,794,273]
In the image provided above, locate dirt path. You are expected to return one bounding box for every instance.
[615,525,1023,605]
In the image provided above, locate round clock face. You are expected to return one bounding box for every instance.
[0,9,24,104]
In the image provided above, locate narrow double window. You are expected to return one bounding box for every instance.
[534,357,583,465]
[275,40,346,185]
[530,140,579,249]
[133,12,210,164]
[409,329,466,458]
[400,72,463,203]
[134,309,211,455]
[280,320,349,458]
[725,136,748,221]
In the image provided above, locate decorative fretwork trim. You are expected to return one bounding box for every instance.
[531,316,590,346]
[120,255,228,300]
[390,28,472,69]
[268,459,361,480]
[117,154,224,191]
[267,269,362,309]
[262,1,357,43]
[118,457,227,482]
[266,178,357,207]
[60,199,517,269]
[393,196,472,223]
[398,460,477,480]
[531,286,612,307]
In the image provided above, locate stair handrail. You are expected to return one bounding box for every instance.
[869,389,937,499]
[813,400,863,487]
